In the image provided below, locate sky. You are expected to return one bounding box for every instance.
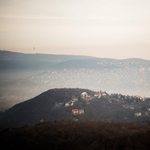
[0,0,150,59]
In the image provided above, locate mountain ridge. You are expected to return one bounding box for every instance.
[1,50,150,62]
[0,50,96,62]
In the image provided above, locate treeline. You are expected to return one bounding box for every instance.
[1,120,150,150]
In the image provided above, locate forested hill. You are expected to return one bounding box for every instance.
[1,120,150,150]
[0,88,150,127]
[0,88,94,126]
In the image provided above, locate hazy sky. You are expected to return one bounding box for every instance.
[0,0,150,59]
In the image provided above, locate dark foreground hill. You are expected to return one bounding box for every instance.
[1,88,150,127]
[0,88,94,126]
[1,120,150,150]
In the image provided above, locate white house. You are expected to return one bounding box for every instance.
[98,95,101,98]
[72,98,78,102]
[65,103,69,107]
[134,112,142,117]
[69,102,73,106]
[81,92,88,98]
[102,93,106,96]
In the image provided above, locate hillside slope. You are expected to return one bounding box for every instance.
[1,88,150,127]
[0,88,94,126]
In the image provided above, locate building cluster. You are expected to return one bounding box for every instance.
[80,92,93,104]
[65,97,78,107]
[124,95,147,101]
[134,108,150,117]
[94,92,106,98]
[134,112,142,117]
[72,109,84,115]
[55,102,63,108]
[81,91,107,100]
[81,92,91,99]
[55,97,78,108]
[123,105,134,110]
[55,91,150,120]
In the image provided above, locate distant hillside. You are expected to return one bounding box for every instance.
[0,88,150,127]
[55,58,150,70]
[1,50,150,70]
[0,50,94,62]
[0,50,95,71]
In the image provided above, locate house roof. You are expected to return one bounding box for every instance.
[94,93,100,95]
[78,109,84,111]
[72,109,78,111]
[81,92,87,95]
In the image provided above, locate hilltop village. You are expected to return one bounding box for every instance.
[54,91,150,120]
[1,88,150,127]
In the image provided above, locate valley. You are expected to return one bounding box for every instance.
[0,51,150,111]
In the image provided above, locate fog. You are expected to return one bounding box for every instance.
[0,65,150,111]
